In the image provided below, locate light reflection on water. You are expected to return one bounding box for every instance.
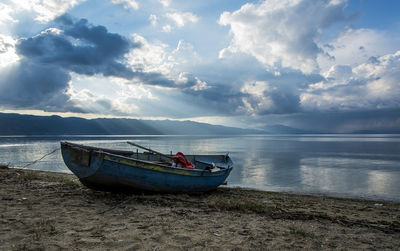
[0,134,399,201]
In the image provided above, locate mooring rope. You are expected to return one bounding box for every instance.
[19,147,61,169]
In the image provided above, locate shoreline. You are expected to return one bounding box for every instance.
[1,167,399,250]
[9,167,399,203]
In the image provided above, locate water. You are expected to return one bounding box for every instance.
[1,134,399,202]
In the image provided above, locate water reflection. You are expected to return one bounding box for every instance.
[1,135,400,201]
[367,170,400,197]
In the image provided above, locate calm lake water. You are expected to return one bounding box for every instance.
[1,134,399,202]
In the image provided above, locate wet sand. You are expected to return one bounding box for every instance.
[1,167,399,250]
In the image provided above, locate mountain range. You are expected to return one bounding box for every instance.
[0,113,263,135]
[2,113,395,135]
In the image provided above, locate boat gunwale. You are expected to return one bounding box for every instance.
[61,141,134,155]
[61,141,233,175]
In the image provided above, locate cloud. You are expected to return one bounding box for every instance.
[0,35,13,53]
[238,70,323,115]
[159,0,171,7]
[301,50,400,111]
[0,2,18,25]
[0,34,19,67]
[162,24,172,32]
[165,11,198,28]
[172,40,201,65]
[181,83,246,115]
[232,45,400,129]
[67,88,139,115]
[16,15,138,78]
[126,34,202,86]
[318,28,400,72]
[0,60,71,110]
[323,64,352,81]
[111,0,139,10]
[215,0,400,119]
[219,0,348,74]
[8,0,83,23]
[240,81,301,115]
[0,17,213,113]
[15,16,181,88]
[0,16,155,111]
[149,14,157,26]
[127,34,170,74]
[189,77,209,91]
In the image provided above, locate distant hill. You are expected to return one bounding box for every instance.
[352,129,400,134]
[261,124,400,134]
[261,124,322,134]
[0,113,264,135]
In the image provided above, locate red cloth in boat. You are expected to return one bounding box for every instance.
[173,152,195,169]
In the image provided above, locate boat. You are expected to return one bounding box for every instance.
[60,141,233,193]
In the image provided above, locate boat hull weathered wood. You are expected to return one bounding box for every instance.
[60,141,233,193]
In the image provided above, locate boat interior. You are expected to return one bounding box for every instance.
[61,141,232,171]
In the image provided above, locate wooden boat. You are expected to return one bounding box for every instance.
[60,141,233,192]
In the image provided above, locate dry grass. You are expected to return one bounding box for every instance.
[16,168,81,188]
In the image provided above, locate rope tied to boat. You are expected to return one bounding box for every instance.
[18,147,61,169]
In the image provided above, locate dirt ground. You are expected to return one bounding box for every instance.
[0,167,399,250]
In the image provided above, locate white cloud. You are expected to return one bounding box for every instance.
[219,0,348,74]
[0,34,19,68]
[170,40,201,66]
[162,24,172,32]
[10,0,83,23]
[67,74,159,116]
[113,78,156,100]
[0,3,18,25]
[127,34,171,75]
[318,28,400,72]
[191,78,209,91]
[127,34,200,76]
[301,51,400,111]
[323,64,353,82]
[165,11,198,28]
[111,0,139,10]
[125,35,208,92]
[159,0,171,7]
[68,87,140,115]
[176,73,209,91]
[149,14,157,26]
[240,81,274,115]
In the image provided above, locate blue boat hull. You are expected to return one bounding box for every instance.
[61,142,233,193]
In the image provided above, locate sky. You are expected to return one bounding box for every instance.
[0,0,399,132]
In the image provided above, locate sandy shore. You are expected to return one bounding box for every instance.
[1,167,399,250]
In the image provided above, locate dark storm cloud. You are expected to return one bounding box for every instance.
[1,15,143,111]
[183,83,248,115]
[16,15,194,88]
[266,90,301,114]
[0,15,144,111]
[252,70,323,115]
[17,15,139,78]
[1,15,183,111]
[184,51,337,118]
[0,60,70,110]
[179,57,325,116]
[133,71,176,87]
